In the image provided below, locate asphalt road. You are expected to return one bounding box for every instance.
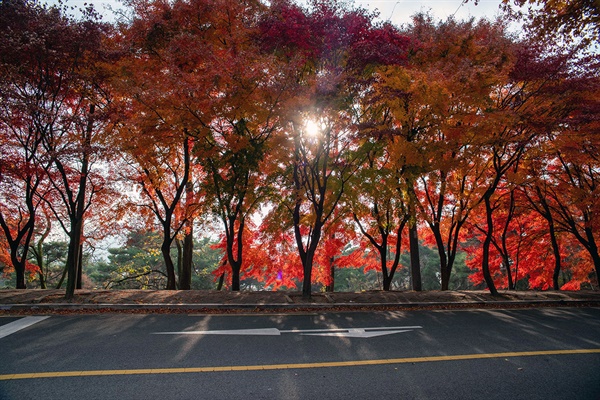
[1,308,599,400]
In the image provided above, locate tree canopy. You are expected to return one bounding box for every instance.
[1,0,599,296]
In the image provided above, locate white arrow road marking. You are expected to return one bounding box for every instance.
[154,328,281,336]
[0,316,50,339]
[300,329,413,338]
[153,326,422,338]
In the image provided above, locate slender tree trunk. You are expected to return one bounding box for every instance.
[538,190,562,290]
[300,223,323,298]
[162,240,177,290]
[227,221,243,291]
[56,263,67,289]
[500,191,516,290]
[224,215,245,292]
[482,195,499,296]
[406,180,422,291]
[590,253,600,289]
[33,221,50,289]
[65,218,83,299]
[4,238,29,289]
[217,272,225,290]
[296,221,324,299]
[548,222,562,290]
[0,202,35,289]
[381,244,390,291]
[231,263,241,291]
[387,219,407,291]
[65,104,95,300]
[409,223,422,291]
[180,230,193,290]
[38,270,46,289]
[431,225,450,291]
[585,229,600,289]
[34,240,46,289]
[502,252,514,290]
[325,258,335,292]
[180,179,194,290]
[176,239,183,283]
[76,243,83,289]
[302,255,314,298]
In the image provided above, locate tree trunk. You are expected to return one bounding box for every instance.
[502,252,514,290]
[76,243,83,289]
[300,224,323,299]
[382,274,392,291]
[591,253,600,289]
[224,215,245,292]
[56,263,67,289]
[33,231,47,289]
[231,263,241,291]
[38,270,46,289]
[407,180,422,291]
[381,244,390,291]
[176,238,183,283]
[0,205,35,289]
[65,104,94,300]
[15,267,26,289]
[482,195,499,296]
[409,223,422,291]
[162,241,177,290]
[65,218,83,300]
[302,257,314,299]
[180,179,194,290]
[180,230,193,290]
[217,272,225,290]
[549,224,562,290]
[5,241,28,289]
[432,225,450,291]
[325,258,335,292]
[585,231,600,289]
[35,248,46,289]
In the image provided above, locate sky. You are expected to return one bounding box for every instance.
[337,0,505,26]
[52,0,507,26]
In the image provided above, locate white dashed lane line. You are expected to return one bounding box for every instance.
[0,316,50,339]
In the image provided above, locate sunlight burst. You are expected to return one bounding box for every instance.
[304,119,321,137]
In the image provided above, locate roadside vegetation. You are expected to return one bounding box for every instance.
[1,0,599,297]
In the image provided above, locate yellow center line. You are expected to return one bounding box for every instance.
[1,349,599,381]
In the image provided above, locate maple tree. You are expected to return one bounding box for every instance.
[0,0,112,295]
[120,138,191,290]
[0,116,44,289]
[0,0,56,289]
[113,0,215,290]
[361,15,513,291]
[458,37,589,294]
[260,0,411,297]
[194,0,282,291]
[537,67,600,287]
[347,136,410,291]
[411,17,516,292]
[462,38,600,292]
[525,45,600,290]
[116,0,281,291]
[40,37,113,299]
[2,0,599,294]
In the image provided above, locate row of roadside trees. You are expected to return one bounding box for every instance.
[1,0,599,298]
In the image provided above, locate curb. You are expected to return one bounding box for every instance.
[1,299,599,314]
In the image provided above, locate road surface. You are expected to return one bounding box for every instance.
[1,307,599,399]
